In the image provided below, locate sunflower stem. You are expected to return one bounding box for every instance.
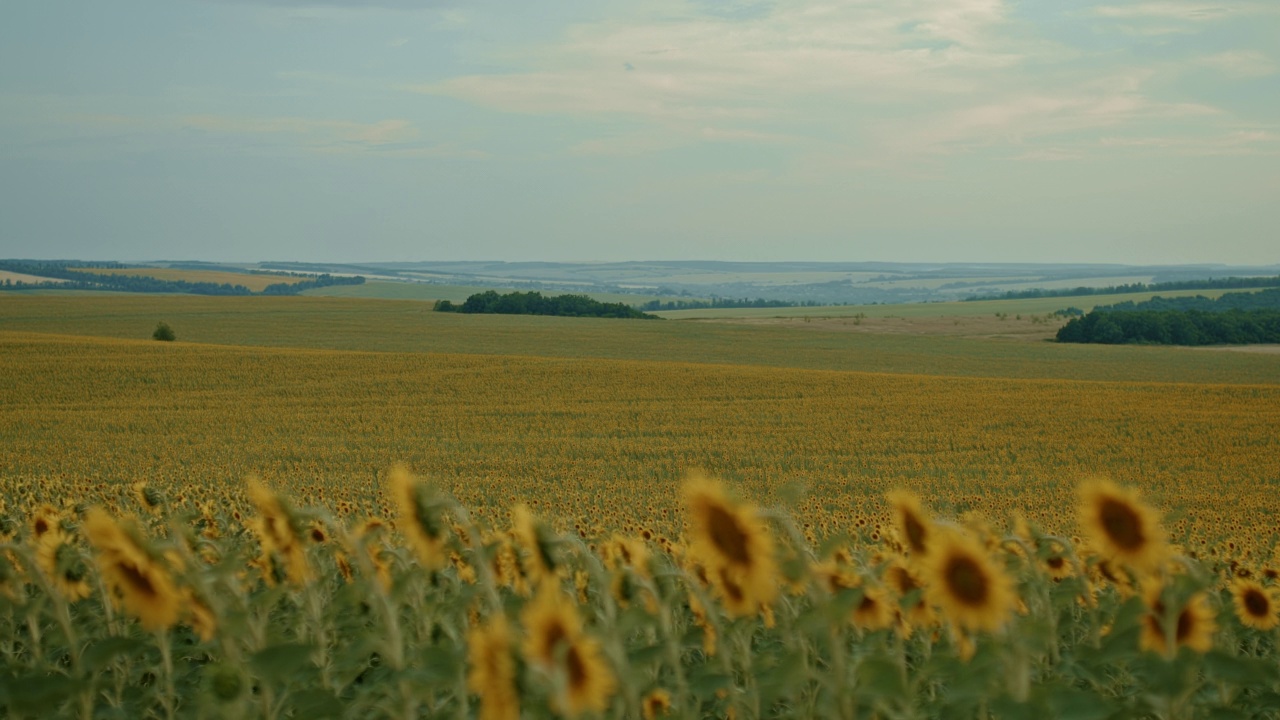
[156,629,176,720]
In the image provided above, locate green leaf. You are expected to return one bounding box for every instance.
[82,635,147,671]
[1,673,83,715]
[416,645,463,683]
[250,642,317,684]
[1203,650,1275,687]
[989,694,1044,720]
[1085,625,1141,666]
[627,643,667,667]
[1047,685,1116,720]
[288,689,345,719]
[857,658,906,699]
[688,669,733,696]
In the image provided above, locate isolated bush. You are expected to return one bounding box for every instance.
[152,322,176,342]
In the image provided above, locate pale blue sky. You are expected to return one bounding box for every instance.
[1,0,1277,264]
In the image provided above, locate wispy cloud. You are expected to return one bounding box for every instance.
[181,114,419,145]
[1197,50,1277,78]
[407,0,1277,165]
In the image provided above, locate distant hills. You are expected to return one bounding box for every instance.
[5,259,1279,306]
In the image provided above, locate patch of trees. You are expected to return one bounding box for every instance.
[638,298,821,311]
[435,290,658,319]
[967,275,1280,302]
[1092,288,1280,313]
[1057,309,1280,345]
[260,274,365,295]
[0,261,363,296]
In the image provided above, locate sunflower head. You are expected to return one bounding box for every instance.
[521,582,583,669]
[886,490,933,558]
[36,528,92,602]
[683,472,777,613]
[642,689,672,720]
[923,529,1017,633]
[512,504,559,583]
[388,465,450,570]
[132,482,164,514]
[83,508,181,632]
[30,504,61,541]
[1230,578,1280,631]
[246,480,309,586]
[1140,581,1217,657]
[558,634,616,718]
[1078,479,1168,572]
[851,584,896,632]
[467,616,519,720]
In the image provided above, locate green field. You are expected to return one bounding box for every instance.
[655,288,1261,320]
[2,294,1277,384]
[302,279,696,306]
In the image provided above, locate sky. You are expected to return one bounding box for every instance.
[1,0,1277,265]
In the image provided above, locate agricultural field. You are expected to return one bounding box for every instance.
[654,288,1262,320]
[2,294,1280,717]
[66,267,308,292]
[302,280,693,307]
[3,295,1279,384]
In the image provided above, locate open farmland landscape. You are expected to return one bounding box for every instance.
[2,289,1280,718]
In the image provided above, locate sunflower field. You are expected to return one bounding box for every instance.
[2,321,1280,717]
[3,469,1280,719]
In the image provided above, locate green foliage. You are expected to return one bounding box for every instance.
[152,322,176,342]
[438,290,658,319]
[968,275,1280,302]
[1057,308,1280,345]
[0,490,1277,719]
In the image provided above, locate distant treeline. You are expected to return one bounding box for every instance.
[259,275,365,295]
[1090,287,1280,313]
[638,298,821,311]
[967,275,1280,302]
[1056,289,1280,345]
[435,290,657,319]
[0,261,364,296]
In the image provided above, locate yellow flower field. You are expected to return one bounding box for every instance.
[2,331,1277,563]
[2,319,1280,717]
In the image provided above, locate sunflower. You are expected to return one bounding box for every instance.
[559,634,616,717]
[1078,479,1168,572]
[1140,583,1216,656]
[353,518,393,592]
[886,490,933,558]
[132,482,164,515]
[35,528,92,602]
[884,557,936,635]
[812,559,859,595]
[183,588,218,642]
[923,530,1016,633]
[683,472,777,615]
[642,689,672,720]
[0,550,22,601]
[246,480,309,586]
[1230,578,1280,631]
[603,535,652,578]
[513,504,559,584]
[30,504,60,541]
[1044,553,1074,581]
[851,584,896,632]
[467,616,519,720]
[521,582,583,669]
[82,508,181,632]
[387,465,449,571]
[687,591,718,656]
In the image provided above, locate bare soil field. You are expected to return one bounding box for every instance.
[696,313,1067,341]
[1196,344,1280,355]
[0,270,67,284]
